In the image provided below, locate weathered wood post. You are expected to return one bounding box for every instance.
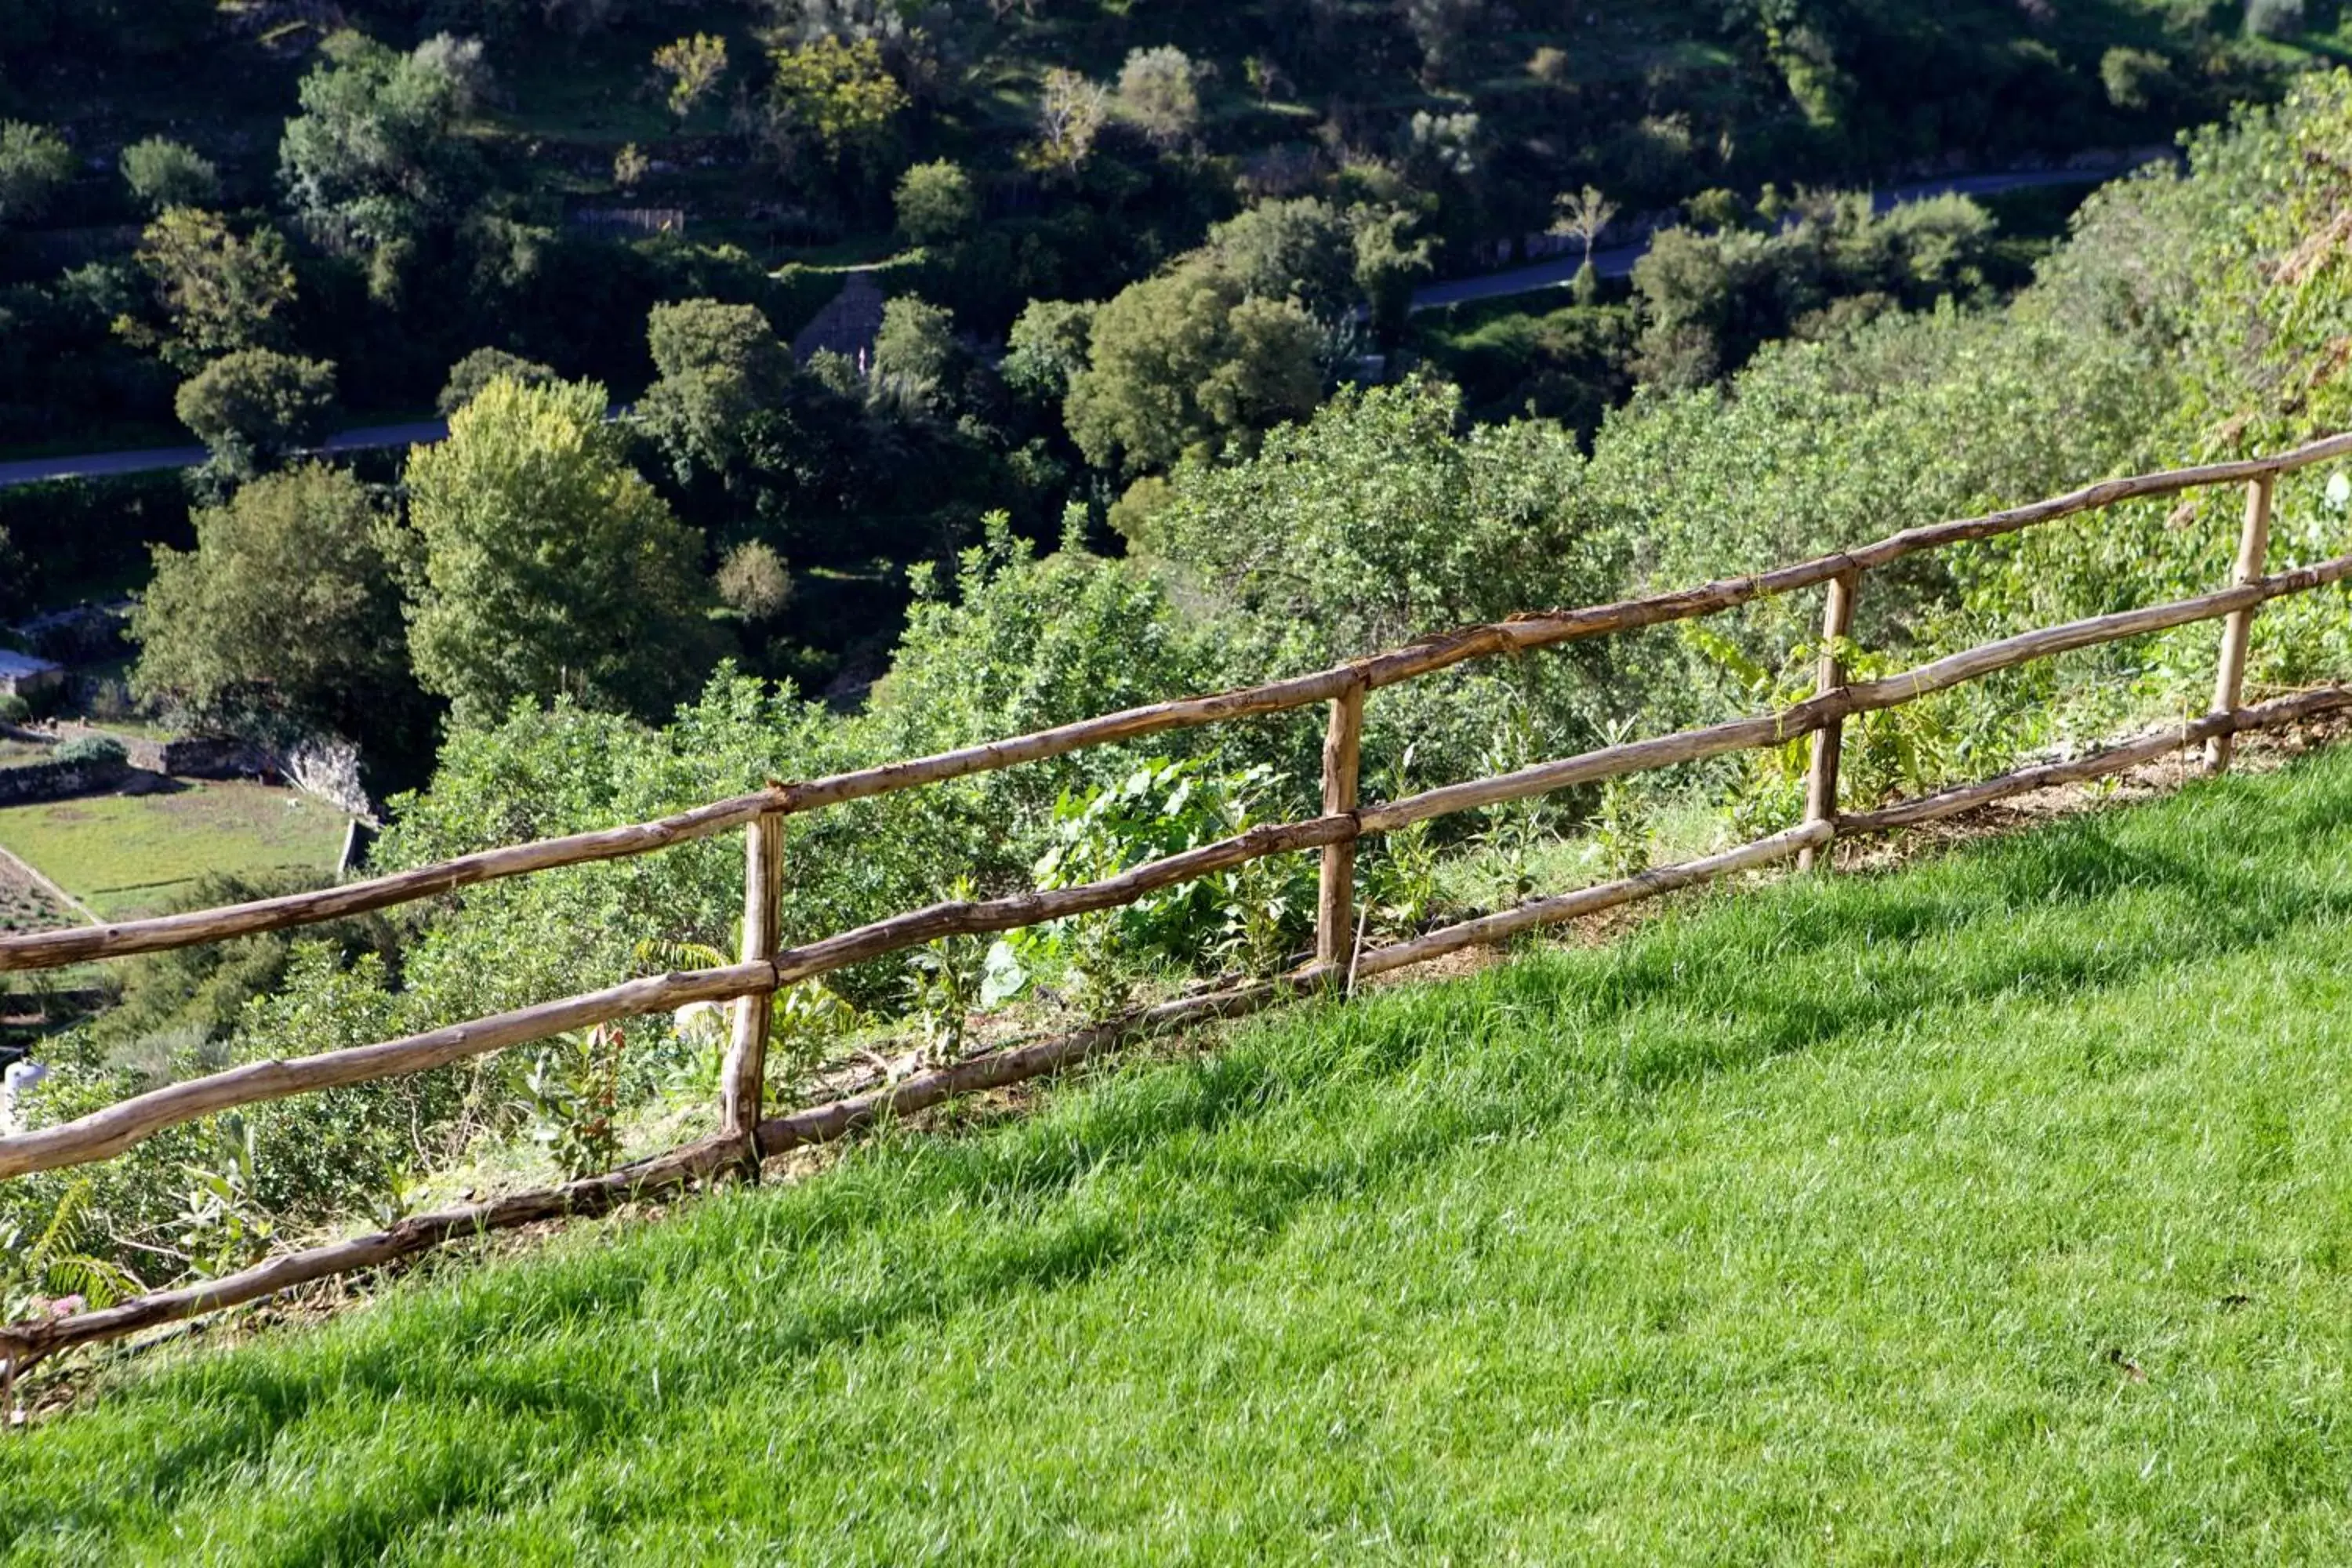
[1798,568,1860,872]
[720,811,784,1151]
[2208,474,2277,775]
[1316,681,1367,977]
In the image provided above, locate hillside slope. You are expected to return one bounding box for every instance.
[13,746,2352,1563]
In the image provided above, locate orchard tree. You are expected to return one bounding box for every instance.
[0,121,74,225]
[401,376,720,720]
[763,36,907,184]
[1114,45,1200,149]
[1029,67,1108,180]
[173,349,337,474]
[637,298,795,481]
[437,347,557,415]
[893,159,975,246]
[119,137,220,212]
[1002,299,1095,404]
[124,207,298,372]
[652,33,728,120]
[279,31,487,247]
[1065,256,1325,474]
[869,295,957,415]
[132,464,413,739]
[1551,185,1620,303]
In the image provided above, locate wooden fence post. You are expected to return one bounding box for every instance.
[720,812,784,1149]
[1798,569,1860,871]
[1316,681,1367,975]
[2208,474,2277,775]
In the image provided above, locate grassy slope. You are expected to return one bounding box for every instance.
[14,750,2352,1563]
[0,784,347,920]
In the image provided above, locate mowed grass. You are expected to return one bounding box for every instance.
[16,751,2352,1563]
[0,784,347,919]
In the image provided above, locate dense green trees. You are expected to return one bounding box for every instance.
[400,376,720,720]
[131,464,412,740]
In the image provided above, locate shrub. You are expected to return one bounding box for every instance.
[0,120,74,226]
[436,347,557,416]
[118,136,220,212]
[53,735,128,768]
[893,159,975,247]
[173,349,338,474]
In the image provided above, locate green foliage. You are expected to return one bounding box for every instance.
[436,347,557,416]
[49,735,126,768]
[278,30,486,248]
[175,1118,276,1279]
[1631,191,1996,389]
[651,33,728,121]
[764,36,908,180]
[520,1022,626,1180]
[1113,45,1201,149]
[171,349,338,474]
[869,295,957,415]
[0,119,74,226]
[0,1181,139,1328]
[119,208,299,374]
[1065,256,1326,474]
[130,463,413,739]
[1002,299,1095,405]
[400,376,720,722]
[637,297,794,481]
[118,137,220,213]
[894,159,975,247]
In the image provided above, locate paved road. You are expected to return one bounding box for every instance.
[0,419,448,489]
[0,162,2169,487]
[1406,164,2159,313]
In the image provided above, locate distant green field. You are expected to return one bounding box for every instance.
[0,783,347,919]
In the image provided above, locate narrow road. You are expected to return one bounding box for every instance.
[0,420,448,489]
[0,159,2172,487]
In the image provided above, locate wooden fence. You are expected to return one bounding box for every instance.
[7,434,2352,1375]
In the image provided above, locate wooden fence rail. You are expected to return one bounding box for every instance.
[6,437,2352,1376]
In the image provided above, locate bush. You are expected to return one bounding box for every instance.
[53,735,128,768]
[0,693,29,724]
[118,136,220,212]
[173,350,338,474]
[894,160,975,247]
[436,347,557,416]
[0,120,74,225]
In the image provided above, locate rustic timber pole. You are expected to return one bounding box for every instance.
[720,812,785,1149]
[1798,569,1860,871]
[2207,475,2277,774]
[1316,681,1367,975]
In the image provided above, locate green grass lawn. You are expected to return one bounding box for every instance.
[0,784,347,920]
[15,750,2352,1563]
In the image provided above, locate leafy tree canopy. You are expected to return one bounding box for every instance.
[400,375,721,721]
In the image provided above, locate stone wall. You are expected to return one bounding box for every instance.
[0,754,127,807]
